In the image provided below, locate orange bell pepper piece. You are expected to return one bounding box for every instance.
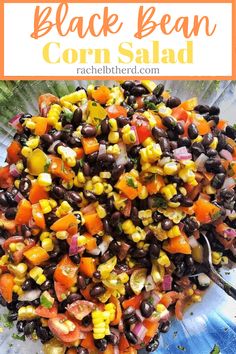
[32,203,46,229]
[80,283,94,301]
[119,334,130,352]
[180,97,198,111]
[171,107,188,122]
[81,137,99,155]
[31,116,48,136]
[192,114,211,135]
[84,213,103,235]
[73,147,84,159]
[122,294,143,309]
[7,140,21,164]
[194,199,220,223]
[50,213,78,233]
[80,257,96,277]
[115,173,141,200]
[0,165,14,189]
[163,234,191,255]
[155,115,166,129]
[48,155,75,181]
[54,255,78,288]
[159,291,179,307]
[29,182,49,204]
[0,273,14,303]
[84,233,97,251]
[15,199,32,225]
[101,344,115,354]
[146,175,165,195]
[217,119,227,131]
[23,245,49,265]
[143,319,159,338]
[92,86,110,105]
[110,296,122,326]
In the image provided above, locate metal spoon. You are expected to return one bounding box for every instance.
[200,233,236,300]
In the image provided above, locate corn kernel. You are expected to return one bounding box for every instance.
[93,182,104,195]
[40,231,51,241]
[14,277,26,285]
[122,220,136,234]
[163,161,179,175]
[39,199,52,214]
[138,185,148,200]
[92,176,102,184]
[21,146,32,158]
[26,136,40,149]
[42,238,54,252]
[99,171,111,179]
[29,266,43,280]
[49,199,57,208]
[56,231,69,240]
[108,132,120,144]
[9,242,17,252]
[85,180,93,191]
[191,295,202,302]
[186,288,194,296]
[167,225,181,238]
[77,235,87,247]
[209,137,218,150]
[77,171,86,183]
[16,161,24,172]
[37,173,52,187]
[109,118,118,132]
[25,120,36,130]
[37,274,46,285]
[118,273,129,283]
[96,205,107,219]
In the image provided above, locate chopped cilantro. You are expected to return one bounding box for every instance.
[153,196,168,209]
[126,176,137,189]
[44,159,51,173]
[62,108,73,122]
[0,313,14,329]
[130,157,138,166]
[233,124,236,130]
[79,158,84,167]
[177,345,186,351]
[12,333,26,341]
[92,102,97,106]
[148,296,154,304]
[210,344,220,354]
[144,101,157,111]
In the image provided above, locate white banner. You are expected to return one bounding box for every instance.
[4,2,232,77]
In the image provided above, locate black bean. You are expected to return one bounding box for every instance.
[181,198,193,207]
[71,108,82,128]
[5,191,17,206]
[159,320,170,333]
[152,211,163,223]
[24,321,35,336]
[125,331,138,345]
[92,271,101,280]
[205,158,221,173]
[211,173,225,189]
[225,143,234,153]
[5,207,17,220]
[7,312,17,321]
[43,264,57,278]
[206,148,218,157]
[121,81,135,91]
[178,136,191,148]
[67,293,82,304]
[140,300,155,318]
[174,262,186,278]
[81,124,96,137]
[123,306,135,319]
[110,211,121,227]
[51,185,65,199]
[40,279,52,291]
[0,294,7,307]
[41,134,54,146]
[100,117,110,135]
[125,314,138,326]
[167,129,178,141]
[80,315,92,328]
[107,333,119,346]
[176,122,184,135]
[145,94,158,105]
[103,218,111,234]
[209,106,220,116]
[159,137,170,152]
[217,133,226,150]
[36,326,53,343]
[127,95,136,106]
[94,338,108,351]
[65,191,82,206]
[188,123,198,139]
[90,284,106,297]
[82,162,91,176]
[70,254,81,264]
[116,116,130,128]
[76,347,89,354]
[132,249,148,258]
[225,125,236,140]
[0,192,8,207]
[131,85,148,96]
[100,251,112,263]
[149,243,161,259]
[153,84,165,98]
[152,127,167,141]
[16,321,25,333]
[130,206,139,225]
[146,336,160,352]
[77,275,86,290]
[191,142,205,157]
[22,278,36,291]
[109,240,120,255]
[202,133,214,147]
[82,190,96,203]
[166,96,181,108]
[162,116,176,129]
[172,282,183,292]
[194,105,209,114]
[210,115,219,125]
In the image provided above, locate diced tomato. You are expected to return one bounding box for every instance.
[194,199,220,223]
[48,314,81,343]
[54,281,69,302]
[7,140,21,164]
[119,334,130,351]
[175,299,185,320]
[110,296,122,326]
[81,332,96,351]
[0,273,14,303]
[132,116,151,143]
[79,257,96,278]
[66,300,95,320]
[106,105,127,119]
[2,236,24,251]
[143,319,159,338]
[0,165,14,189]
[171,107,189,122]
[54,255,78,288]
[122,294,143,309]
[35,303,58,318]
[159,291,179,308]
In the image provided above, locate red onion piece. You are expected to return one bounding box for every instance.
[224,228,236,239]
[195,153,208,171]
[188,236,199,248]
[114,347,119,354]
[9,164,20,178]
[150,291,161,306]
[0,237,5,246]
[162,274,173,291]
[135,309,145,322]
[173,146,192,161]
[116,142,128,166]
[9,113,23,128]
[69,234,79,256]
[14,191,24,203]
[220,149,233,161]
[98,143,107,159]
[98,238,111,255]
[222,177,236,189]
[88,247,100,256]
[132,323,147,342]
[145,275,156,291]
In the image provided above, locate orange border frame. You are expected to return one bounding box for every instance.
[0,0,235,80]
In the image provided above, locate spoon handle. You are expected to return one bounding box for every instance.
[207,267,236,300]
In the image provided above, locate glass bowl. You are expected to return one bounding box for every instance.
[0,80,236,354]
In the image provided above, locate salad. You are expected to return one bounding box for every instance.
[0,80,235,354]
